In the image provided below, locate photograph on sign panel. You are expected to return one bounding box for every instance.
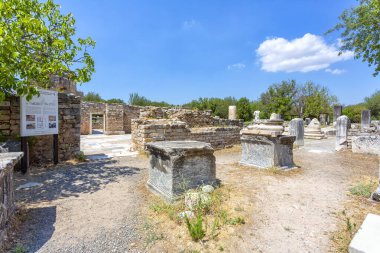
[49,115,56,121]
[49,122,57,129]
[26,115,35,121]
[26,123,36,129]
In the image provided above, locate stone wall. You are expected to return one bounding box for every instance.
[347,125,380,155]
[105,103,124,134]
[124,105,141,134]
[0,93,81,164]
[80,102,106,135]
[131,119,241,151]
[80,102,142,135]
[0,152,23,247]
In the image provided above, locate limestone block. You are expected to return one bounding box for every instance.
[352,135,380,155]
[146,141,216,202]
[288,118,304,146]
[336,115,351,151]
[240,134,295,169]
[349,213,380,253]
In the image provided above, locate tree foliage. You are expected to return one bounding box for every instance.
[0,0,95,100]
[329,0,380,76]
[343,103,368,122]
[107,98,125,104]
[128,93,171,107]
[183,97,237,119]
[82,92,104,103]
[260,80,298,119]
[236,97,253,121]
[364,90,380,118]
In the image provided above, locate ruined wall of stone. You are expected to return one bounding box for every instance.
[80,102,106,135]
[124,105,141,134]
[131,119,241,151]
[139,107,244,128]
[0,93,81,164]
[104,103,124,134]
[348,126,380,155]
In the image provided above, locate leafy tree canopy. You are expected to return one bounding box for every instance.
[128,93,171,107]
[329,0,380,76]
[0,0,95,100]
[236,97,253,122]
[83,92,104,103]
[364,90,380,118]
[107,98,125,104]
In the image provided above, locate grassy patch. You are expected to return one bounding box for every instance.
[12,245,27,253]
[349,180,377,198]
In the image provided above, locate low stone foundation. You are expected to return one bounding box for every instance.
[131,119,242,151]
[0,152,23,247]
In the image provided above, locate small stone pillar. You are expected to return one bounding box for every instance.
[319,113,327,125]
[304,118,325,139]
[335,115,350,151]
[361,110,371,130]
[254,111,260,122]
[289,118,304,146]
[228,106,237,120]
[305,118,311,125]
[333,105,343,122]
[146,141,216,202]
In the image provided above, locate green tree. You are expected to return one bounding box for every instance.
[83,92,104,103]
[364,90,380,118]
[107,98,125,104]
[329,0,380,76]
[128,92,171,107]
[300,82,337,118]
[343,103,368,122]
[236,97,253,121]
[260,80,298,119]
[0,0,95,100]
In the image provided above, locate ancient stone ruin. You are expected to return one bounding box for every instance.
[336,115,351,151]
[131,108,243,151]
[240,113,295,169]
[146,141,216,201]
[304,118,325,139]
[288,118,304,146]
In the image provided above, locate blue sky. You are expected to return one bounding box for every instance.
[58,0,379,105]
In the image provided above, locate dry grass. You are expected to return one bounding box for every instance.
[143,184,249,252]
[330,176,380,253]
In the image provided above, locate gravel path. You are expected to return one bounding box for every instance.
[11,156,148,253]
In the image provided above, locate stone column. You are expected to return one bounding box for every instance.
[336,115,350,151]
[254,111,260,122]
[289,118,304,146]
[228,106,237,120]
[319,114,327,125]
[333,105,343,122]
[305,118,311,125]
[361,110,371,130]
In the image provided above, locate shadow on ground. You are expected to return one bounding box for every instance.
[14,159,141,204]
[16,206,57,253]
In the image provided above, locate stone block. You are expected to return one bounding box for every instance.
[146,141,216,202]
[289,118,304,146]
[349,213,380,253]
[336,115,350,151]
[240,134,295,169]
[352,135,380,155]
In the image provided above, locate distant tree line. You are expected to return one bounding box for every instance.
[82,81,380,123]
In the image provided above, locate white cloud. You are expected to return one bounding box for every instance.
[256,33,353,73]
[182,19,200,30]
[325,68,346,75]
[228,63,246,71]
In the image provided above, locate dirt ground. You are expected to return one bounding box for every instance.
[8,137,380,253]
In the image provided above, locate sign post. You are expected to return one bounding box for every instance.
[20,89,59,173]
